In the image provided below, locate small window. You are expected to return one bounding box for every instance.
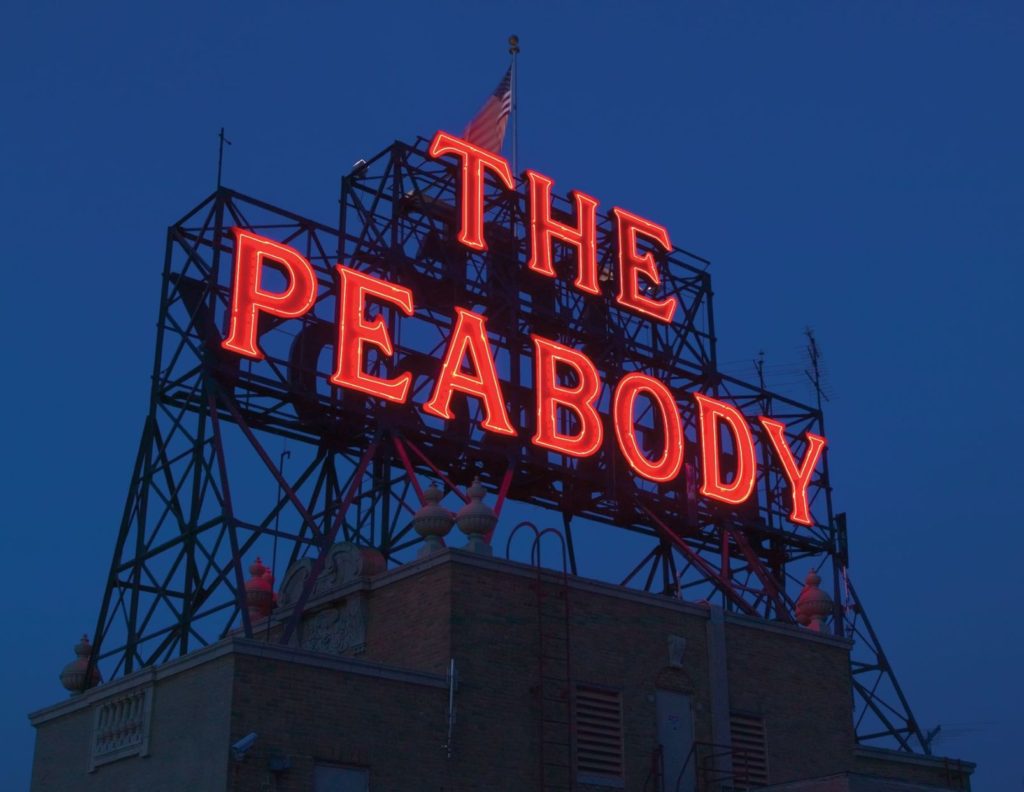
[575,685,624,785]
[729,712,768,788]
[313,763,369,792]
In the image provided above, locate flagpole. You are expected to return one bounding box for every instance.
[508,34,519,179]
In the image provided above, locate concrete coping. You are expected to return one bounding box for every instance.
[32,546,850,725]
[760,770,974,790]
[360,547,852,650]
[854,744,976,773]
[265,547,850,650]
[28,636,447,727]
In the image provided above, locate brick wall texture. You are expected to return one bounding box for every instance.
[30,551,972,791]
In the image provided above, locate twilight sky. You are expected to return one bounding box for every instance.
[2,2,1022,789]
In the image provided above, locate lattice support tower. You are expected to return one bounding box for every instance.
[89,136,927,753]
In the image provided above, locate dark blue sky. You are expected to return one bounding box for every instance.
[3,2,1021,788]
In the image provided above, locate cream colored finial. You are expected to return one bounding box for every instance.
[795,568,834,633]
[413,482,455,558]
[456,476,497,556]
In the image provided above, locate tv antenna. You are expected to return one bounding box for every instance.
[217,127,232,190]
[804,328,830,413]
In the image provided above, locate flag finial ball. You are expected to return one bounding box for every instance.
[508,35,520,54]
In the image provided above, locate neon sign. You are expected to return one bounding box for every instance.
[218,131,826,526]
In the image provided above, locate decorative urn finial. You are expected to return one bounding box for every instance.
[795,569,833,633]
[414,482,455,558]
[455,477,496,556]
[245,557,275,624]
[60,634,101,696]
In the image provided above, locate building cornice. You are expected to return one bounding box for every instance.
[854,745,976,773]
[28,636,447,727]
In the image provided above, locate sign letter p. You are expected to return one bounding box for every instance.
[221,228,318,359]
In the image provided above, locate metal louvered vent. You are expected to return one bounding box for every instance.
[575,686,624,782]
[729,712,768,788]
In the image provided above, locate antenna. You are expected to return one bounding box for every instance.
[217,127,232,190]
[754,349,766,391]
[754,349,770,415]
[804,328,830,413]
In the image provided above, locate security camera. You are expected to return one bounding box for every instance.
[231,732,258,761]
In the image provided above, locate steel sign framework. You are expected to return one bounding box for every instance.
[89,135,928,752]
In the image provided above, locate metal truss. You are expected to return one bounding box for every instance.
[89,135,926,752]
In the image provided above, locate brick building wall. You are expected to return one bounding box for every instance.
[228,647,449,791]
[31,651,234,791]
[725,618,855,783]
[30,549,973,791]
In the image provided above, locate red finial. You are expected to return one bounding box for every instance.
[245,557,275,623]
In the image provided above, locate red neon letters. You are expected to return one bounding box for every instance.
[526,171,600,295]
[331,266,414,403]
[612,373,684,482]
[614,208,678,324]
[759,418,827,526]
[221,228,318,359]
[219,143,832,527]
[694,393,757,505]
[428,131,514,251]
[429,132,676,321]
[423,308,515,435]
[531,336,604,457]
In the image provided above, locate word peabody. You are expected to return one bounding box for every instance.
[219,132,826,526]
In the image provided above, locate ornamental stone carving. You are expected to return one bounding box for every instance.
[277,542,385,610]
[90,684,152,769]
[277,557,312,611]
[299,598,367,656]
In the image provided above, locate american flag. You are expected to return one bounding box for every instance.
[462,66,513,154]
